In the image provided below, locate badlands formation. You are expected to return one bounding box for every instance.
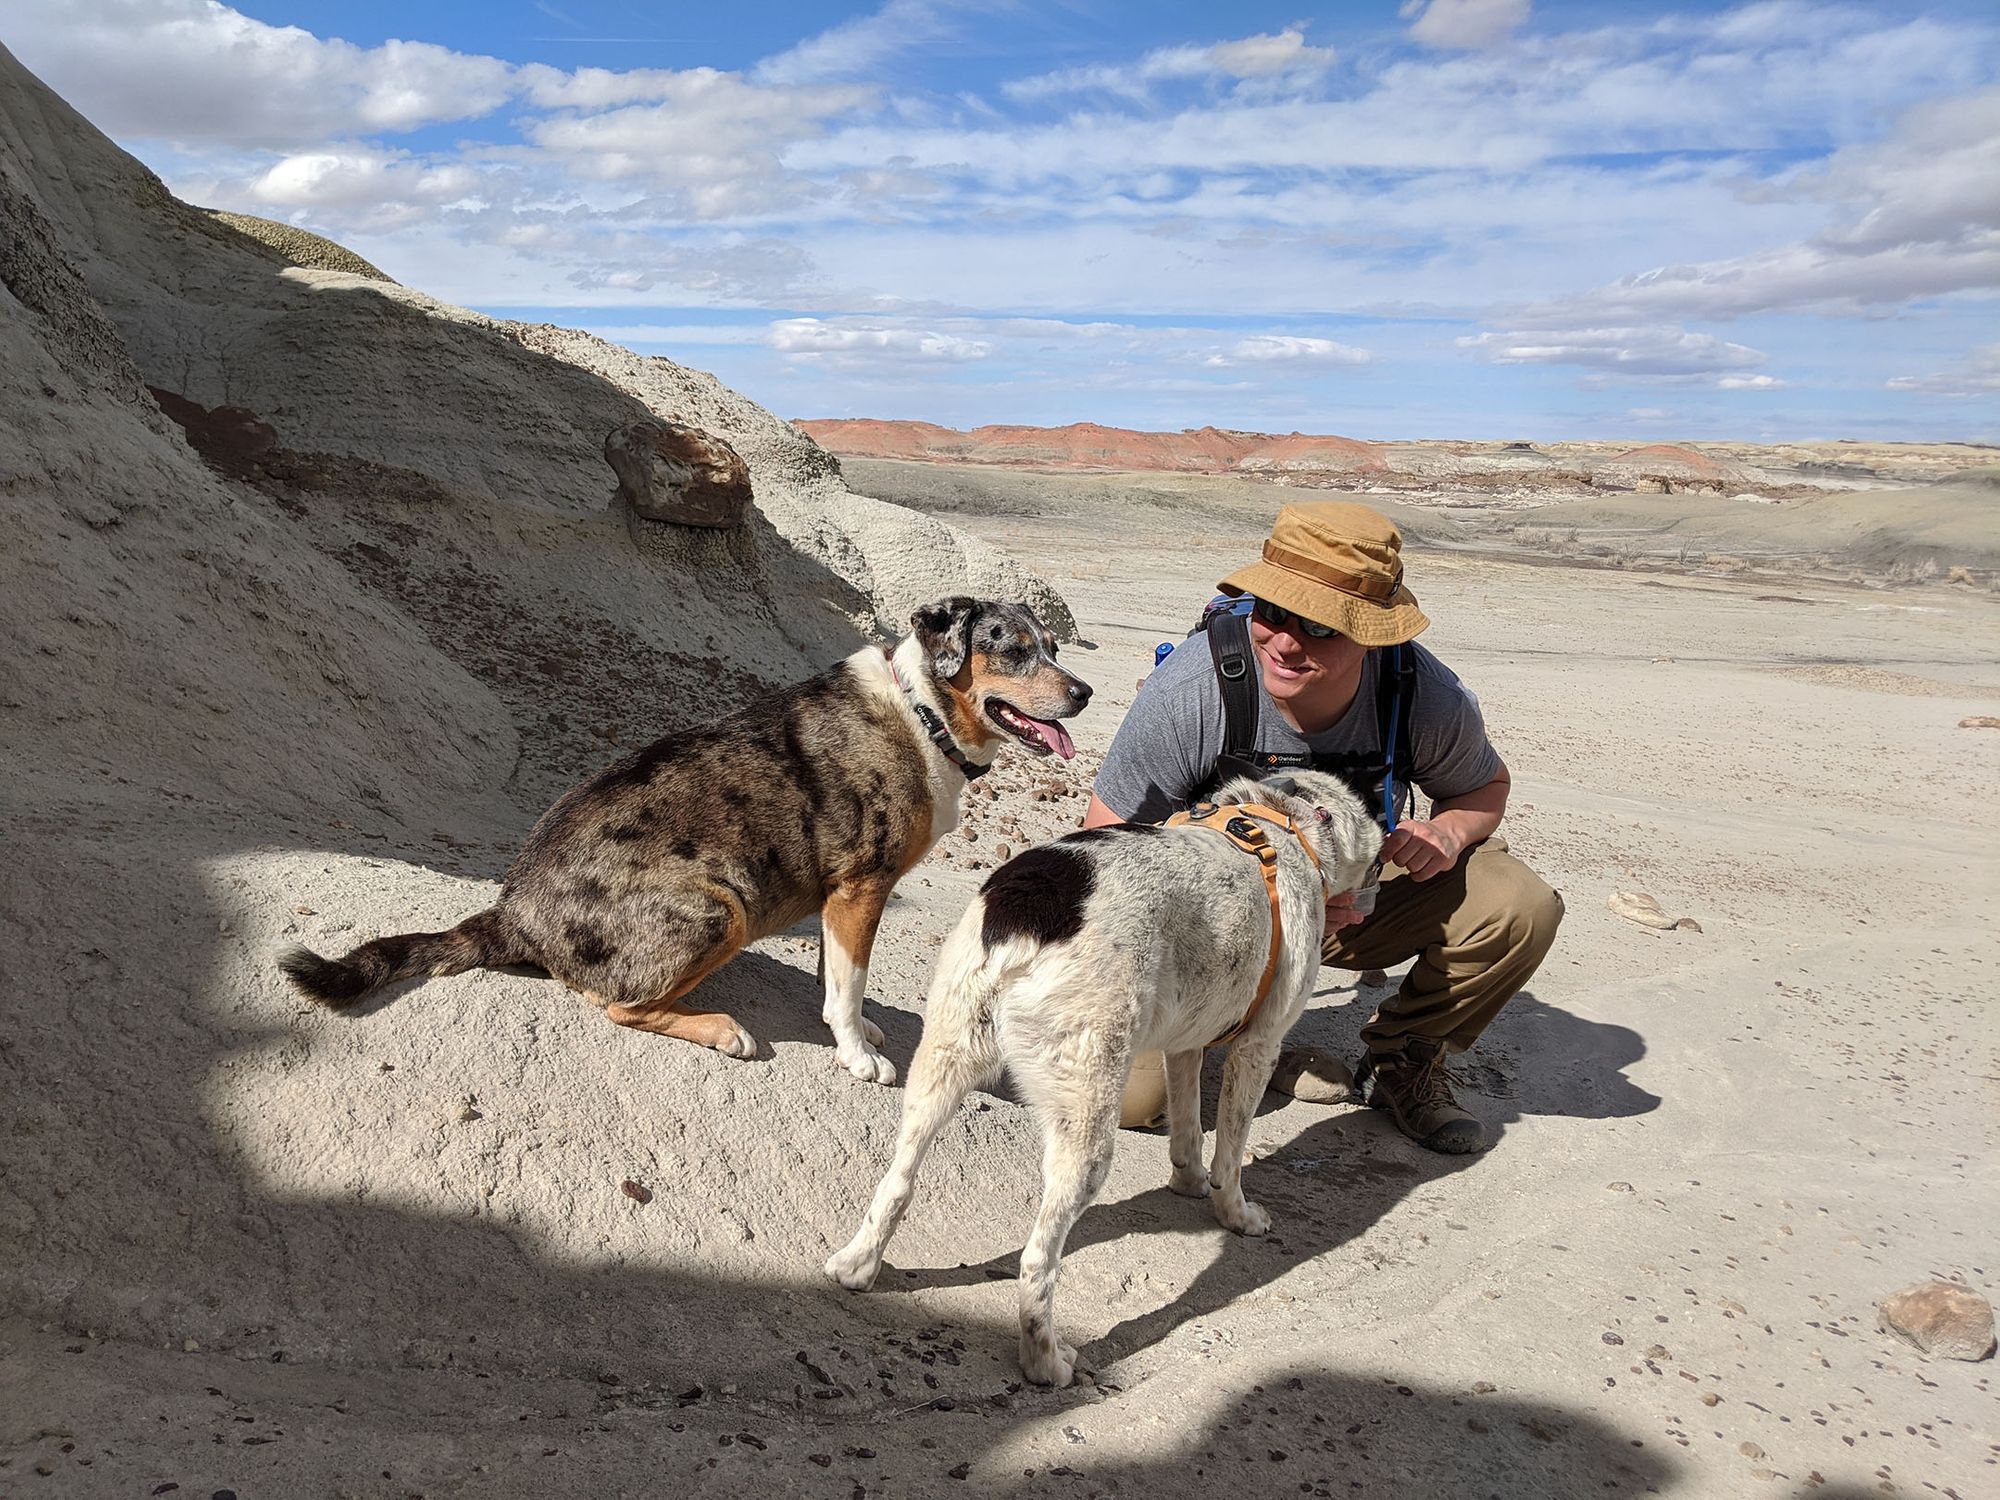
[4,43,1997,1500]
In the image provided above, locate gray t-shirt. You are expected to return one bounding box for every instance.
[1094,629,1501,825]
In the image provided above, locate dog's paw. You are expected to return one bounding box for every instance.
[824,1240,882,1291]
[1168,1165,1212,1198]
[1215,1195,1270,1237]
[861,1016,885,1048]
[715,1022,758,1059]
[1020,1339,1078,1388]
[837,1045,898,1086]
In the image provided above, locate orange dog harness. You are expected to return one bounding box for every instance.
[1163,800,1326,1049]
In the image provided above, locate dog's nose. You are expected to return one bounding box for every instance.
[1067,678,1093,708]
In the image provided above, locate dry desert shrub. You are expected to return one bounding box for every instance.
[1948,564,1975,585]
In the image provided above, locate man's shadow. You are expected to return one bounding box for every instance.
[1285,974,1663,1127]
[867,982,1658,1371]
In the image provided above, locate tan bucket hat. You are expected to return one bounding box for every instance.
[1219,501,1429,647]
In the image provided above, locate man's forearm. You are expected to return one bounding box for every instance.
[1081,791,1125,829]
[1423,764,1510,853]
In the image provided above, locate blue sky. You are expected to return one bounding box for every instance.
[7,1,1997,440]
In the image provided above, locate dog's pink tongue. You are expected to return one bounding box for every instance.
[1027,716,1076,759]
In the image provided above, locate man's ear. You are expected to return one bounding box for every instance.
[911,596,980,679]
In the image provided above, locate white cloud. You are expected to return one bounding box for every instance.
[1,0,513,148]
[1207,29,1339,80]
[1401,0,1532,52]
[1004,28,1336,104]
[515,65,692,110]
[560,239,821,302]
[247,149,484,212]
[1460,325,1767,378]
[770,317,991,363]
[1886,343,2000,396]
[1505,86,2000,325]
[752,0,964,86]
[1207,335,1373,367]
[580,324,773,348]
[1717,374,1787,390]
[521,73,875,215]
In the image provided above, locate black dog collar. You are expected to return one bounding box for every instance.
[890,657,991,782]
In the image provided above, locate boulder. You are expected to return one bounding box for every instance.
[604,419,753,528]
[1877,1280,1995,1361]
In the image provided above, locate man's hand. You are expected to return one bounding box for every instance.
[1381,818,1463,882]
[1325,888,1367,931]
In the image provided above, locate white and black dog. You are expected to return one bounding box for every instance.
[826,770,1380,1386]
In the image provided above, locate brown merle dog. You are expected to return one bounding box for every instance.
[279,598,1091,1082]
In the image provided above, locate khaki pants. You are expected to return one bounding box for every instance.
[1120,838,1564,1126]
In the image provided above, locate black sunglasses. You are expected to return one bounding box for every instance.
[1251,597,1340,639]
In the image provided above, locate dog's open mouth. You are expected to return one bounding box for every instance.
[987,699,1076,758]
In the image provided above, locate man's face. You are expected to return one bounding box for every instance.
[1249,606,1369,722]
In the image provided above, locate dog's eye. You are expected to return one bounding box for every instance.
[1315,807,1331,824]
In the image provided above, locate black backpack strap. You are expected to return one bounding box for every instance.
[1377,644,1419,828]
[1207,604,1261,762]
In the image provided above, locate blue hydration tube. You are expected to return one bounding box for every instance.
[1380,644,1403,832]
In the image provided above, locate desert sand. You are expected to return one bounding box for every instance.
[4,42,1998,1500]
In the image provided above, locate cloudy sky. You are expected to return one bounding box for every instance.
[7,0,1997,440]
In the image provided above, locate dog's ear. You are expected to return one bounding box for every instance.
[911,596,980,679]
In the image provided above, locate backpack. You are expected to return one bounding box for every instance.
[1161,596,1419,831]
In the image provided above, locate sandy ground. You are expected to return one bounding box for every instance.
[6,486,1998,1499]
[4,38,1998,1500]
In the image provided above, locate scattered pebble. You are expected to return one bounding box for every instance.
[620,1179,652,1204]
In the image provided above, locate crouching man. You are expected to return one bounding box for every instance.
[1082,501,1563,1154]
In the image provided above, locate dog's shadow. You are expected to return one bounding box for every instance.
[690,944,928,1062]
[330,937,925,1063]
[875,984,1658,1372]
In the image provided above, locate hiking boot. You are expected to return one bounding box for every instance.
[1356,1041,1490,1154]
[1269,1046,1356,1104]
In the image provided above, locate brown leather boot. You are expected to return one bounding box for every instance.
[1355,1040,1490,1154]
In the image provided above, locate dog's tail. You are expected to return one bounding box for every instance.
[924,897,1050,1031]
[277,907,526,1009]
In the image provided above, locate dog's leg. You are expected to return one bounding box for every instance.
[602,903,756,1057]
[820,881,896,1084]
[1207,1037,1280,1236]
[825,1027,990,1290]
[1163,1048,1210,1198]
[815,942,883,1045]
[604,1001,755,1057]
[1017,1100,1119,1388]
